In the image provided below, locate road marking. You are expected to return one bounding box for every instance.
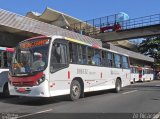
[17,109,53,119]
[122,90,137,94]
[155,85,160,87]
[152,112,160,119]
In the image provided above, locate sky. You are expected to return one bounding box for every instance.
[0,0,160,21]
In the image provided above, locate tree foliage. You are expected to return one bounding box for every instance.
[138,36,160,60]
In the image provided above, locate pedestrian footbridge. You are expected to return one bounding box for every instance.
[93,24,160,42]
[71,14,160,42]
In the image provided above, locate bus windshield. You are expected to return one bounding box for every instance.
[10,38,50,76]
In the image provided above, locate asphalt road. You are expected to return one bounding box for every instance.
[0,80,160,119]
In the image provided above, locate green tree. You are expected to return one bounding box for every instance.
[138,36,160,60]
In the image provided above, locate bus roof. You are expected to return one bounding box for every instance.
[64,37,129,57]
[25,35,48,41]
[19,35,129,57]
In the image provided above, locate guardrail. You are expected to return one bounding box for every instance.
[120,14,160,30]
[70,14,160,36]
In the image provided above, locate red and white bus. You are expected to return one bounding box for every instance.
[138,67,154,82]
[9,35,130,100]
[130,65,139,83]
[0,47,14,96]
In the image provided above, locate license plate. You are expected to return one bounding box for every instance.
[18,88,26,92]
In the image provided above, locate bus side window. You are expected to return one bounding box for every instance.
[77,45,82,64]
[0,51,1,67]
[4,52,8,68]
[102,51,106,66]
[122,56,129,69]
[92,49,101,66]
[69,42,78,63]
[7,52,13,67]
[131,67,133,73]
[1,51,8,68]
[87,47,94,65]
[114,54,121,68]
[50,42,68,73]
[107,52,113,67]
[134,68,136,73]
[81,45,87,65]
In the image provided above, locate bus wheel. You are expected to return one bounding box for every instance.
[70,80,81,101]
[133,79,135,84]
[115,79,121,93]
[143,78,145,82]
[3,84,10,97]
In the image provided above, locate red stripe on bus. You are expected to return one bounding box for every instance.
[6,48,14,52]
[68,71,70,79]
[101,72,103,79]
[92,44,101,49]
[9,72,43,86]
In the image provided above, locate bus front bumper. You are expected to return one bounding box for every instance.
[8,80,50,97]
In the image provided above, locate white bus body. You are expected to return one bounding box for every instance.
[0,48,13,96]
[0,69,9,93]
[138,67,154,82]
[130,66,139,83]
[9,36,131,100]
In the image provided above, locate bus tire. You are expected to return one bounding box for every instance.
[3,83,10,97]
[133,78,135,84]
[143,78,145,82]
[70,80,81,101]
[131,78,135,84]
[114,79,121,93]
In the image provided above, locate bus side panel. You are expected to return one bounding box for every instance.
[135,74,139,82]
[49,64,130,97]
[131,73,139,82]
[121,69,131,87]
[49,67,71,97]
[0,69,9,93]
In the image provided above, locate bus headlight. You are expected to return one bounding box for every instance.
[36,75,45,85]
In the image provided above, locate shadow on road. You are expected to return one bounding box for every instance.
[84,89,114,98]
[0,89,116,106]
[123,81,160,91]
[124,85,160,91]
[0,81,160,106]
[0,95,71,106]
[151,98,160,101]
[0,93,17,99]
